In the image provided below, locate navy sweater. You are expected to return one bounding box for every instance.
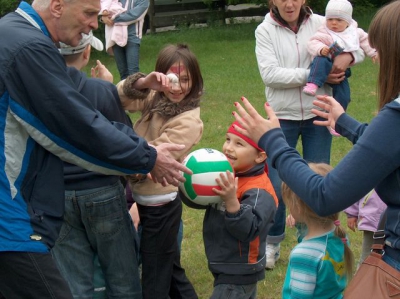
[260,97,400,259]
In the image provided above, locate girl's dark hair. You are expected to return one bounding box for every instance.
[368,1,400,110]
[281,163,354,282]
[155,43,203,101]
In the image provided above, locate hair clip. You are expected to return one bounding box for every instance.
[334,220,341,226]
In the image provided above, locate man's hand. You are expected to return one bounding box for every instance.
[150,143,192,187]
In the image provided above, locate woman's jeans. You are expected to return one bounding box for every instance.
[266,117,332,243]
[51,182,142,299]
[308,56,352,110]
[113,41,140,80]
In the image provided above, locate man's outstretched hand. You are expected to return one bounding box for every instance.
[150,143,192,187]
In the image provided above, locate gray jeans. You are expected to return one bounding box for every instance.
[52,182,141,299]
[210,283,257,299]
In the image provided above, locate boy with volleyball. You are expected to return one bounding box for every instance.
[204,121,278,299]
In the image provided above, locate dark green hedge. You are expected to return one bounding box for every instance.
[0,0,388,24]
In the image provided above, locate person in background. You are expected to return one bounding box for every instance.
[281,162,354,298]
[118,44,202,299]
[99,0,127,58]
[303,0,377,135]
[100,0,149,80]
[202,121,277,299]
[0,1,190,298]
[233,0,400,276]
[53,32,142,299]
[254,0,364,269]
[344,189,387,268]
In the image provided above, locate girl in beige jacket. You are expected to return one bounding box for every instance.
[117,43,203,299]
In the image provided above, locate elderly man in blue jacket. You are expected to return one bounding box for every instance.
[0,0,190,298]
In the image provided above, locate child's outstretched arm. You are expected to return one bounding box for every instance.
[130,71,173,93]
[347,217,358,232]
[91,60,113,83]
[117,72,178,110]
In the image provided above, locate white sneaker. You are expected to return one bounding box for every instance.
[265,243,280,269]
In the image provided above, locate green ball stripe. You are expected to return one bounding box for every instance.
[183,171,195,200]
[185,157,233,174]
[182,155,233,200]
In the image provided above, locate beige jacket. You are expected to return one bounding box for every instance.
[118,86,203,196]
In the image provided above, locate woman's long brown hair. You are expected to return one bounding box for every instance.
[368,1,400,110]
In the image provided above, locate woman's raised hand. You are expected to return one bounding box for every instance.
[312,95,345,129]
[233,96,280,145]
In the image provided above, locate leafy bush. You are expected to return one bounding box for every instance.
[0,0,22,18]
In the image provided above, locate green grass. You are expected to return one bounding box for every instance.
[86,18,378,298]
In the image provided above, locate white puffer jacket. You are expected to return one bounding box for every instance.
[255,11,364,120]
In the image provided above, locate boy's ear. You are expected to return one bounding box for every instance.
[255,151,267,164]
[82,45,91,60]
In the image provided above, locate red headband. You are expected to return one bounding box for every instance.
[227,121,264,152]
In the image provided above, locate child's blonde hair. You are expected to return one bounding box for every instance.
[281,162,354,281]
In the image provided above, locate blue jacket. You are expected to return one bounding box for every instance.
[260,97,400,260]
[0,2,156,253]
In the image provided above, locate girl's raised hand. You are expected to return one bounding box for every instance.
[312,95,345,129]
[233,96,280,145]
[140,72,171,92]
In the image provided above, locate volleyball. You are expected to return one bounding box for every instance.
[179,148,234,209]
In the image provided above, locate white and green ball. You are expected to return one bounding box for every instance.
[179,148,233,209]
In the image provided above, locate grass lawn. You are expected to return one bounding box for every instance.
[86,14,379,298]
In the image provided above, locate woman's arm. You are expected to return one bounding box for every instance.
[233,97,400,215]
[113,0,148,24]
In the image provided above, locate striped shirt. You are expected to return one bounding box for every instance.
[282,229,347,298]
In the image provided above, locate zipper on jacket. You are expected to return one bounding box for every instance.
[295,33,305,119]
